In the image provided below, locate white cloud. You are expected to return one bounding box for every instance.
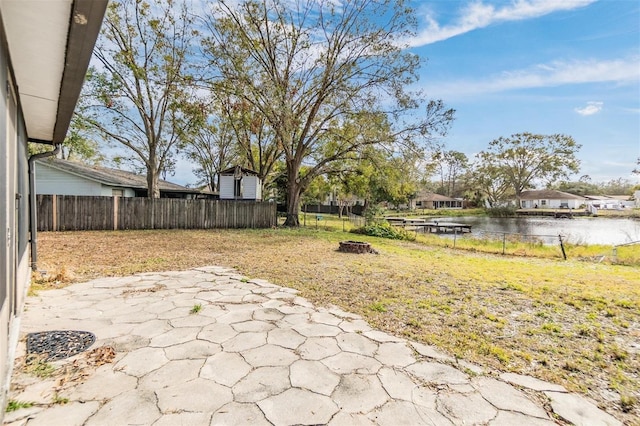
[425,56,640,98]
[407,0,597,47]
[574,101,603,116]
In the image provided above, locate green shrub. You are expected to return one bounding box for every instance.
[351,222,414,241]
[485,206,517,217]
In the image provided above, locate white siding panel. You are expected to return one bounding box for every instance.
[35,162,103,195]
[99,186,135,197]
[243,176,257,200]
[219,175,235,199]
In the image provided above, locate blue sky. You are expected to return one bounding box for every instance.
[157,0,639,186]
[406,0,640,184]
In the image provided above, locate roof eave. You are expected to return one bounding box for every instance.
[52,0,108,144]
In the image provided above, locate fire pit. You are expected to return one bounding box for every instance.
[338,241,378,254]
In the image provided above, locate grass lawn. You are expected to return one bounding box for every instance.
[33,223,639,422]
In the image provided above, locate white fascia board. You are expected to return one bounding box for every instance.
[1,0,72,141]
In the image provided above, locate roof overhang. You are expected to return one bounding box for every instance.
[0,0,107,144]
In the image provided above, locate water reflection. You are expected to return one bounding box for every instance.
[428,216,640,246]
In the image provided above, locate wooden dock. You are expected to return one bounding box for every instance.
[417,222,472,234]
[387,218,472,234]
[516,209,591,218]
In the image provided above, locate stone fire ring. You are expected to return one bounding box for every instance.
[338,241,378,254]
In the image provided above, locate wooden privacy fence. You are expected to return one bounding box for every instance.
[37,195,277,231]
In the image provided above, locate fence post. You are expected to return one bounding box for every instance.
[113,196,119,230]
[559,234,567,260]
[453,229,457,248]
[52,194,58,231]
[502,233,506,255]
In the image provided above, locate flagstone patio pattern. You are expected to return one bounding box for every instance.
[4,267,622,425]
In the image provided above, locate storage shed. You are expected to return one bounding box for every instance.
[219,166,262,201]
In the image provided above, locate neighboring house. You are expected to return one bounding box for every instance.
[413,191,463,209]
[0,0,107,417]
[219,166,262,201]
[608,195,635,209]
[583,195,626,210]
[36,157,202,198]
[519,190,585,209]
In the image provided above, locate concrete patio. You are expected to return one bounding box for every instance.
[4,267,622,425]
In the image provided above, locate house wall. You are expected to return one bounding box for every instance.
[104,187,136,197]
[219,174,235,199]
[35,162,104,196]
[0,35,31,413]
[219,174,262,200]
[521,199,582,209]
[242,175,262,201]
[35,162,136,197]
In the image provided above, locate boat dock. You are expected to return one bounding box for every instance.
[516,209,591,218]
[387,218,472,234]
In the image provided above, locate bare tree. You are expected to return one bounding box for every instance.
[182,118,237,192]
[219,97,282,192]
[432,150,469,197]
[80,0,199,198]
[201,0,454,225]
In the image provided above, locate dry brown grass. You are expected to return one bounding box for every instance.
[34,228,639,423]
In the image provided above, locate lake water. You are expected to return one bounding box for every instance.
[429,216,640,246]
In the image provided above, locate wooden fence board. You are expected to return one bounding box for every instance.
[37,195,276,231]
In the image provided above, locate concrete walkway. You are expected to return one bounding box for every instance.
[4,267,622,426]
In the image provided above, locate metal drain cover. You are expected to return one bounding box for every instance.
[26,330,96,361]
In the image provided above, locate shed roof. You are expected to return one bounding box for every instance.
[520,190,585,200]
[219,166,259,176]
[37,158,200,193]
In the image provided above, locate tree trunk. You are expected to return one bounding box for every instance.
[283,181,301,226]
[282,158,302,227]
[147,169,161,199]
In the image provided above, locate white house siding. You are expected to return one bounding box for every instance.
[100,186,135,197]
[219,174,235,199]
[0,45,31,415]
[521,199,582,209]
[35,162,104,195]
[242,175,262,200]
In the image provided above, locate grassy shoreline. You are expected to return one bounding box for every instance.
[33,225,639,423]
[312,213,640,266]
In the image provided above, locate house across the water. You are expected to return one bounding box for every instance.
[413,191,463,210]
[518,190,585,209]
